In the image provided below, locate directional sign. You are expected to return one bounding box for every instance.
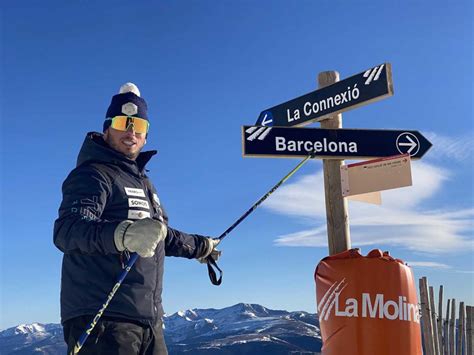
[255,63,393,127]
[242,126,432,160]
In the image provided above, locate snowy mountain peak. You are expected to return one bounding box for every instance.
[222,303,285,319]
[0,323,46,337]
[176,309,200,321]
[0,323,62,339]
[0,304,321,354]
[186,309,198,318]
[17,323,44,334]
[231,303,271,314]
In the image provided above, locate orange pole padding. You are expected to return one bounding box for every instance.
[315,248,422,355]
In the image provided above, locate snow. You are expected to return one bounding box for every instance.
[0,304,321,354]
[16,323,46,335]
[0,323,62,338]
[186,309,198,318]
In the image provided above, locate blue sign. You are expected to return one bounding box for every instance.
[255,63,393,127]
[255,111,274,126]
[242,126,432,159]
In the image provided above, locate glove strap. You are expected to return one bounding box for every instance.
[206,256,222,286]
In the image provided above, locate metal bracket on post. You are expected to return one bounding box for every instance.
[318,71,351,255]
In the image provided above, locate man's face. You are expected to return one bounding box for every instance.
[103,126,146,160]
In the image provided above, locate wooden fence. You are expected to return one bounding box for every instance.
[419,277,473,355]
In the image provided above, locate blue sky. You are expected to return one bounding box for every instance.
[1,1,472,329]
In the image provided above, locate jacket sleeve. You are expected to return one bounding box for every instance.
[164,227,209,259]
[53,165,121,255]
[144,178,209,259]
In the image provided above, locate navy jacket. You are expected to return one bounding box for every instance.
[54,132,208,325]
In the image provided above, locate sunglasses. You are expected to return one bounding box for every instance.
[110,116,149,134]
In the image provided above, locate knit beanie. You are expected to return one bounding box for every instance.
[103,82,148,132]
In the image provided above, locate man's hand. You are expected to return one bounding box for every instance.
[114,218,167,257]
[198,238,221,264]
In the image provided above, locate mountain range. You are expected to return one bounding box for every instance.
[0,303,322,354]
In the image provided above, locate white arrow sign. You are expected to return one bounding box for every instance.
[396,132,420,156]
[260,112,273,126]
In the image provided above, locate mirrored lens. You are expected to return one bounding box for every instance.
[130,117,149,134]
[111,116,149,134]
[110,116,128,131]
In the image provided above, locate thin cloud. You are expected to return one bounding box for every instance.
[266,160,473,254]
[424,132,473,162]
[406,261,452,269]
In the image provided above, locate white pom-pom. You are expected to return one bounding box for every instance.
[119,82,141,97]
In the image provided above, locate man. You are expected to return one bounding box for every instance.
[53,83,220,354]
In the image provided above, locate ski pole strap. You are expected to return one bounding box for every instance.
[206,256,222,285]
[205,149,318,286]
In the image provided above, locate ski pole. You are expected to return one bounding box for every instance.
[206,149,319,285]
[73,210,166,353]
[70,252,139,354]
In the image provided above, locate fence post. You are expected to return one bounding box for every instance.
[420,277,434,355]
[437,286,443,355]
[456,302,464,355]
[466,306,473,355]
[449,299,456,355]
[445,299,451,355]
[429,286,439,355]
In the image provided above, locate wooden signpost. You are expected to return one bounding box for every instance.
[317,71,351,255]
[244,63,431,256]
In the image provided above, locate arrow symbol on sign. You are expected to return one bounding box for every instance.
[259,112,273,126]
[398,135,417,154]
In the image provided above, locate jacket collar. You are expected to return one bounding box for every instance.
[76,132,157,175]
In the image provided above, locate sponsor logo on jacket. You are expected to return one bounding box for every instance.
[128,198,149,209]
[128,210,151,220]
[124,187,146,197]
